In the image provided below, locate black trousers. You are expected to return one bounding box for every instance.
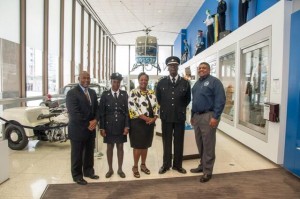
[70,136,95,180]
[161,121,185,169]
[218,14,226,33]
[207,24,214,47]
[239,1,249,27]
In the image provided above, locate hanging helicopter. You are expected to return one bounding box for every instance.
[132,28,159,72]
[112,1,182,73]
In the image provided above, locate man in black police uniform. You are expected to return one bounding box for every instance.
[190,62,226,183]
[156,56,191,174]
[99,73,129,179]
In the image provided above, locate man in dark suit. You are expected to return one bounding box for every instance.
[66,71,99,185]
[156,56,191,174]
[99,73,129,178]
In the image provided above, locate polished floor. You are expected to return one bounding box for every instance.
[0,130,278,199]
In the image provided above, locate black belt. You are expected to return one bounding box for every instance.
[196,110,212,115]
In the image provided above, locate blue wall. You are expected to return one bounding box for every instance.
[174,0,279,59]
[284,10,300,178]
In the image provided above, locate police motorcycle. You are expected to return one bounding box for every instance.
[1,106,68,150]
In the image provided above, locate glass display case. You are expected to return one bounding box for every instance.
[219,44,236,123]
[205,54,217,77]
[239,40,270,136]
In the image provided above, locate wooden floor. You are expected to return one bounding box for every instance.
[41,168,300,199]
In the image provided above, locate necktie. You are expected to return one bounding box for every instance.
[172,77,176,85]
[114,92,118,99]
[84,88,91,104]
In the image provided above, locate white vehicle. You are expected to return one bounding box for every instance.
[2,106,68,150]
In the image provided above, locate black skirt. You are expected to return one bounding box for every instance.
[129,118,155,149]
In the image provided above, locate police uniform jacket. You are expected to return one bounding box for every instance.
[156,76,191,123]
[99,89,129,135]
[66,85,99,141]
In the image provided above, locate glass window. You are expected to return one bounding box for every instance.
[219,51,235,121]
[116,46,129,76]
[90,19,94,78]
[0,39,20,112]
[0,0,20,112]
[239,40,269,135]
[95,25,99,81]
[0,0,20,43]
[48,0,60,94]
[63,0,73,86]
[26,0,44,98]
[158,46,172,76]
[83,11,89,71]
[74,1,81,80]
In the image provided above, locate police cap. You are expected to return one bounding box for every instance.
[110,72,123,81]
[165,56,180,66]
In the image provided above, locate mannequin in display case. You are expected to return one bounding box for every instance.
[217,0,227,33]
[195,30,205,56]
[203,9,214,48]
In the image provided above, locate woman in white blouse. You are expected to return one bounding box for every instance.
[128,72,159,178]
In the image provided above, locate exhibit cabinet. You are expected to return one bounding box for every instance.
[179,1,293,164]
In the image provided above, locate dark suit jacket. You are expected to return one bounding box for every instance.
[99,89,129,135]
[66,84,99,141]
[156,76,191,123]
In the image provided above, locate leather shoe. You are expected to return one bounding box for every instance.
[172,167,187,174]
[74,178,87,185]
[200,174,212,183]
[85,174,99,179]
[158,166,169,174]
[105,171,114,178]
[190,167,203,173]
[117,171,126,178]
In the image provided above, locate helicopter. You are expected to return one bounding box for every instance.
[112,1,182,73]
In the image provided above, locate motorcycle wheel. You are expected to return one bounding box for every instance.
[4,123,28,150]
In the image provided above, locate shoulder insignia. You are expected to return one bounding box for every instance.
[158,76,167,82]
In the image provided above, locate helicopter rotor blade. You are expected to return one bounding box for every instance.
[151,30,186,35]
[120,1,148,30]
[112,29,145,36]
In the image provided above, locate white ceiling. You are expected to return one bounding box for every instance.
[87,0,205,45]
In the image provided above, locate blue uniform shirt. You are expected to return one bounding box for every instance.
[192,75,226,119]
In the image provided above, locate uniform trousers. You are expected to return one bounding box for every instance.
[70,136,95,180]
[193,112,217,175]
[161,121,185,169]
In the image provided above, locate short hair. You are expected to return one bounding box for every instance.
[138,72,149,81]
[199,62,210,70]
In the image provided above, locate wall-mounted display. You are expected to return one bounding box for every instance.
[205,54,217,77]
[219,47,235,122]
[239,40,270,137]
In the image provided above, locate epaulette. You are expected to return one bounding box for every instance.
[158,76,167,82]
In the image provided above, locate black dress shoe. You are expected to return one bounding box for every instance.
[190,167,203,173]
[172,167,187,174]
[158,166,169,174]
[85,174,99,179]
[105,171,114,178]
[200,174,212,183]
[74,178,87,185]
[117,171,126,178]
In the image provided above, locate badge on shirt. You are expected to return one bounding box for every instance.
[204,81,209,86]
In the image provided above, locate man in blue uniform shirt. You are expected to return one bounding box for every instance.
[156,56,191,174]
[190,62,226,183]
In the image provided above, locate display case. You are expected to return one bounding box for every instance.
[239,39,270,140]
[219,44,236,123]
[205,54,217,77]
